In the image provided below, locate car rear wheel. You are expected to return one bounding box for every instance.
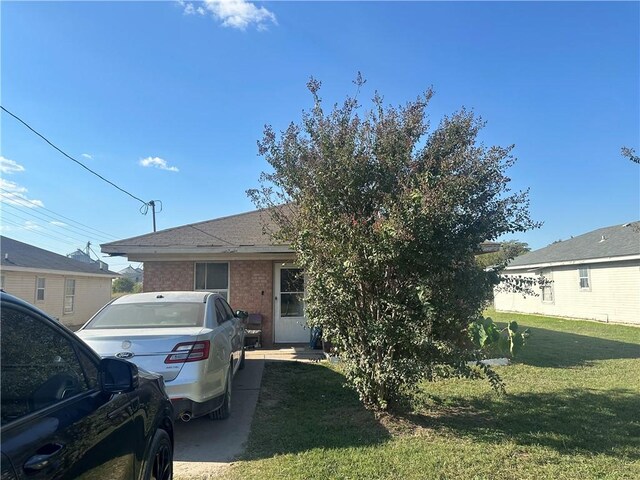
[209,365,232,420]
[143,429,173,480]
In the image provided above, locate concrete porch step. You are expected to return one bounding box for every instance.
[244,347,325,363]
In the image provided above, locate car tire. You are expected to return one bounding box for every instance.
[142,429,173,480]
[238,347,246,370]
[209,365,232,420]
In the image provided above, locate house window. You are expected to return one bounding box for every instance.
[579,267,590,290]
[1,275,5,291]
[195,263,229,300]
[36,277,46,302]
[540,270,554,303]
[64,279,76,314]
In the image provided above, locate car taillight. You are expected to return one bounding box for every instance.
[164,341,210,364]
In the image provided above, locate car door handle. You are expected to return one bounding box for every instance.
[23,443,64,472]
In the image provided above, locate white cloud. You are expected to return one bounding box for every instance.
[180,0,277,30]
[81,153,93,160]
[50,221,67,227]
[139,156,179,172]
[0,178,44,208]
[0,156,26,174]
[24,221,41,231]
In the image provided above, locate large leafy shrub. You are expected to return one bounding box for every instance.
[249,76,538,410]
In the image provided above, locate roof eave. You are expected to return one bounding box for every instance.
[101,245,294,257]
[504,253,640,270]
[1,265,120,278]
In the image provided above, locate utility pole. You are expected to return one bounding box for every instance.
[149,200,157,232]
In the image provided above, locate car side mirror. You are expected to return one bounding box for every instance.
[99,358,139,394]
[235,310,249,320]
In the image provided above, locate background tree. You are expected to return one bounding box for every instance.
[476,240,530,269]
[621,146,639,164]
[112,277,135,294]
[249,76,539,411]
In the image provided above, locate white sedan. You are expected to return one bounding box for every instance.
[77,291,246,422]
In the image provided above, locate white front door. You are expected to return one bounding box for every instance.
[274,265,309,344]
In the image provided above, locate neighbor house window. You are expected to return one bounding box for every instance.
[195,262,229,300]
[36,277,46,302]
[540,270,554,303]
[579,267,590,290]
[1,275,5,291]
[64,279,76,314]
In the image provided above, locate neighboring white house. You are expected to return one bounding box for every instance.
[494,222,640,325]
[118,265,144,284]
[1,236,119,329]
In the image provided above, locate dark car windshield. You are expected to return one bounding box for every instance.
[85,302,205,329]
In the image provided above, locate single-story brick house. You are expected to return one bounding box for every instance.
[494,222,640,325]
[101,209,501,347]
[1,236,119,329]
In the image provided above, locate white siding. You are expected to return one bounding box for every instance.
[494,260,640,325]
[2,271,112,329]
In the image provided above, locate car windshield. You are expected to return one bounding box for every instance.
[85,302,205,329]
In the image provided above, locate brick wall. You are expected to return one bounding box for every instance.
[143,261,194,292]
[229,260,274,348]
[142,259,276,347]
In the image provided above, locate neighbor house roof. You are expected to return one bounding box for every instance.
[101,208,288,257]
[118,265,143,275]
[1,236,118,277]
[505,222,640,269]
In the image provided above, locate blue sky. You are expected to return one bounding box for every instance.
[1,1,638,272]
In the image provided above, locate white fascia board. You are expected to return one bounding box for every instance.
[504,254,640,271]
[125,253,296,262]
[101,245,293,256]
[1,265,119,278]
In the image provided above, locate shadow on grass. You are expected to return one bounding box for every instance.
[513,326,640,368]
[240,362,391,460]
[407,387,640,458]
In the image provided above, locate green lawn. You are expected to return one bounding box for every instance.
[224,312,640,479]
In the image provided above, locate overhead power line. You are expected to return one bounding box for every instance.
[188,224,235,246]
[0,195,115,242]
[1,217,91,247]
[1,209,96,245]
[1,105,148,205]
[0,187,117,240]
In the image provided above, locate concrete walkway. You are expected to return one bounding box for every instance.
[245,346,325,362]
[173,358,265,479]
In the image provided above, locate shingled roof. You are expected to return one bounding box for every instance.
[506,222,640,269]
[1,236,118,276]
[101,207,504,257]
[101,208,287,256]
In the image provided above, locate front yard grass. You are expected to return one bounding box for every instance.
[225,312,640,479]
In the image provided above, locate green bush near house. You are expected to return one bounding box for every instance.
[223,311,640,480]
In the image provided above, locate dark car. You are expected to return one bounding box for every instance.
[0,292,174,480]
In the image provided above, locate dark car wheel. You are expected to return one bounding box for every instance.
[238,347,246,370]
[209,365,232,420]
[143,429,173,480]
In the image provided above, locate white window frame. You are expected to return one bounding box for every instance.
[194,262,230,300]
[540,270,554,304]
[36,277,46,302]
[578,267,591,291]
[64,278,76,314]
